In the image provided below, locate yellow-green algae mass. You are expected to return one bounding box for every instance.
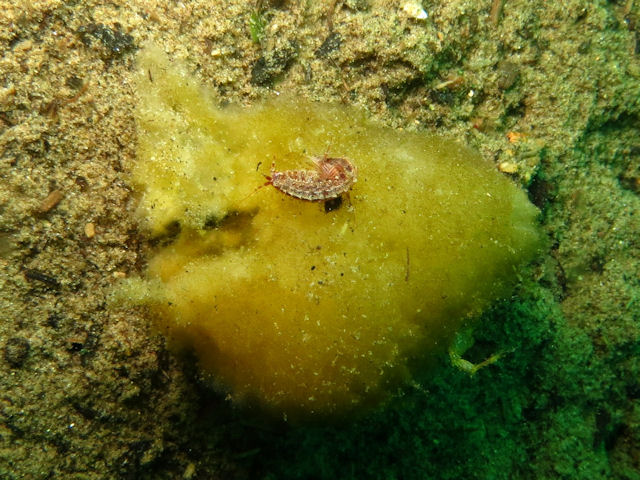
[124,47,543,418]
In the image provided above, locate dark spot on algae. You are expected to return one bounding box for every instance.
[117,46,544,421]
[323,196,343,212]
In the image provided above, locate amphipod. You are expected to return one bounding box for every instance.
[266,154,357,201]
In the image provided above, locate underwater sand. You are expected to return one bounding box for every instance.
[0,0,639,478]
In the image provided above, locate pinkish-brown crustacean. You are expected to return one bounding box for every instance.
[264,153,357,201]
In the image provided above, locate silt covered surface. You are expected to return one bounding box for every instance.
[0,0,639,479]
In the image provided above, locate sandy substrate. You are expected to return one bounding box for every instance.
[1,1,639,478]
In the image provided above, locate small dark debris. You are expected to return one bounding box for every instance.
[75,175,89,191]
[149,220,181,247]
[310,265,316,270]
[69,397,99,420]
[0,111,16,128]
[627,381,640,399]
[496,61,520,90]
[51,432,71,454]
[315,32,342,58]
[527,173,556,210]
[503,97,525,116]
[204,210,255,232]
[261,0,288,8]
[203,215,222,230]
[24,268,61,289]
[469,88,487,106]
[250,44,298,86]
[324,196,343,212]
[590,253,607,274]
[618,173,640,194]
[77,23,136,57]
[594,408,624,451]
[8,35,22,50]
[428,88,456,107]
[4,337,30,368]
[117,439,153,473]
[40,99,63,118]
[303,63,313,82]
[251,57,272,86]
[233,447,262,460]
[65,75,84,90]
[549,248,568,298]
[577,40,591,55]
[382,77,423,108]
[78,326,101,361]
[46,313,61,328]
[344,0,370,11]
[573,7,589,24]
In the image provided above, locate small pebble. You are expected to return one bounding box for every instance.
[84,222,96,239]
[498,161,519,174]
[38,189,64,213]
[4,337,30,368]
[402,0,428,19]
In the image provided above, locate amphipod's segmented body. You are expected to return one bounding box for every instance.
[266,154,357,201]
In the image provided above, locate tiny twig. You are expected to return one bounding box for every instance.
[327,0,337,32]
[405,247,410,282]
[490,0,505,26]
[624,0,633,15]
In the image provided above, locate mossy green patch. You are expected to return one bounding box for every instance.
[123,46,543,419]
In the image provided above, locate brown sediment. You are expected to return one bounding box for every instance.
[0,0,638,478]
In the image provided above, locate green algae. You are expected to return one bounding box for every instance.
[122,46,543,419]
